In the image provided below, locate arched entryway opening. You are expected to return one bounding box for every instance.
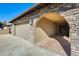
[34,12,70,55]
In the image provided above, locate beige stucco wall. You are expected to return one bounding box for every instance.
[44,13,65,24]
[37,17,57,37]
[12,24,34,42]
[34,27,49,43]
[34,17,58,43]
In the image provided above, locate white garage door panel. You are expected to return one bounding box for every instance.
[15,24,34,42]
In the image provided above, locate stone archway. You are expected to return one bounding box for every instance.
[35,12,70,37]
[34,12,70,55]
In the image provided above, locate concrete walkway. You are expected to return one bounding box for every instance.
[0,34,59,56]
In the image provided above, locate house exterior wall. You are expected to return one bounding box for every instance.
[10,4,79,56]
[11,16,34,42]
[15,24,34,42]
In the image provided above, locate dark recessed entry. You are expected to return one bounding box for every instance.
[57,23,69,37]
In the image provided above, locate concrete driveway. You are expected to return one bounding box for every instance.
[0,34,59,56]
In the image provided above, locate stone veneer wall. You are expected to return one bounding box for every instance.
[61,8,79,55]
